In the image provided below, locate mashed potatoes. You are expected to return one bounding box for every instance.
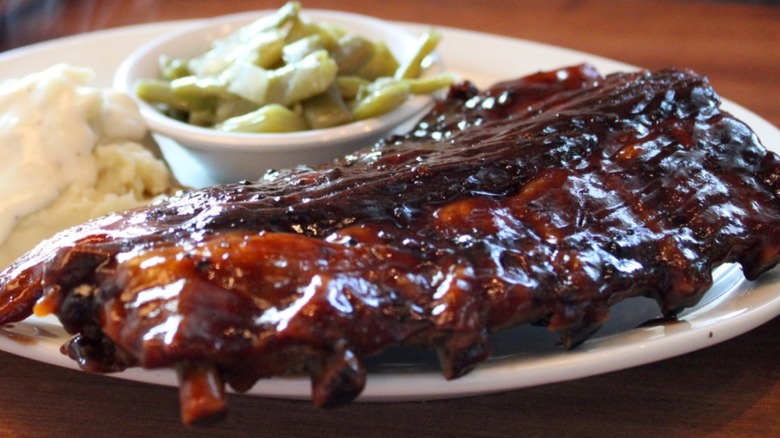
[0,64,175,268]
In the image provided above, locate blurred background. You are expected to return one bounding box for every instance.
[2,0,779,52]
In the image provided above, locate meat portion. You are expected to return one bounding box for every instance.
[1,64,779,425]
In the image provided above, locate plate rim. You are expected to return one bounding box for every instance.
[0,14,779,402]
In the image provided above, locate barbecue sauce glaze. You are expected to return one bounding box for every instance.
[1,65,779,423]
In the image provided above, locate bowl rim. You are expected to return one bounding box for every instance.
[113,8,438,153]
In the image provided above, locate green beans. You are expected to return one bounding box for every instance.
[267,50,339,106]
[406,73,459,94]
[331,35,375,74]
[395,29,443,80]
[136,79,217,112]
[216,104,308,133]
[302,84,351,129]
[354,41,399,80]
[136,2,454,133]
[351,80,410,121]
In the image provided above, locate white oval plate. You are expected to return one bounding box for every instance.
[0,18,778,402]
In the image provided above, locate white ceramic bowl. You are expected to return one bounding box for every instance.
[114,10,440,183]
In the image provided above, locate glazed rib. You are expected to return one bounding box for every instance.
[1,64,779,424]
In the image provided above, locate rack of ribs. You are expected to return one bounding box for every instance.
[1,64,778,425]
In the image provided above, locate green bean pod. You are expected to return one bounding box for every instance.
[395,29,443,80]
[406,73,458,95]
[216,103,308,133]
[351,80,410,121]
[302,84,352,129]
[354,41,400,80]
[136,79,216,112]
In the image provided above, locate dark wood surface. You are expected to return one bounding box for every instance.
[0,1,778,436]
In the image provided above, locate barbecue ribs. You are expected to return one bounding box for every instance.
[1,64,779,425]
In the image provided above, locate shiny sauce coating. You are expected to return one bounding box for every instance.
[1,64,779,420]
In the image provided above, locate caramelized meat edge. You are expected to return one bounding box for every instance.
[1,64,779,425]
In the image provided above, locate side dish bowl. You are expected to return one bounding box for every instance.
[114,9,442,183]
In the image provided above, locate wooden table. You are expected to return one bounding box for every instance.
[1,1,778,436]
